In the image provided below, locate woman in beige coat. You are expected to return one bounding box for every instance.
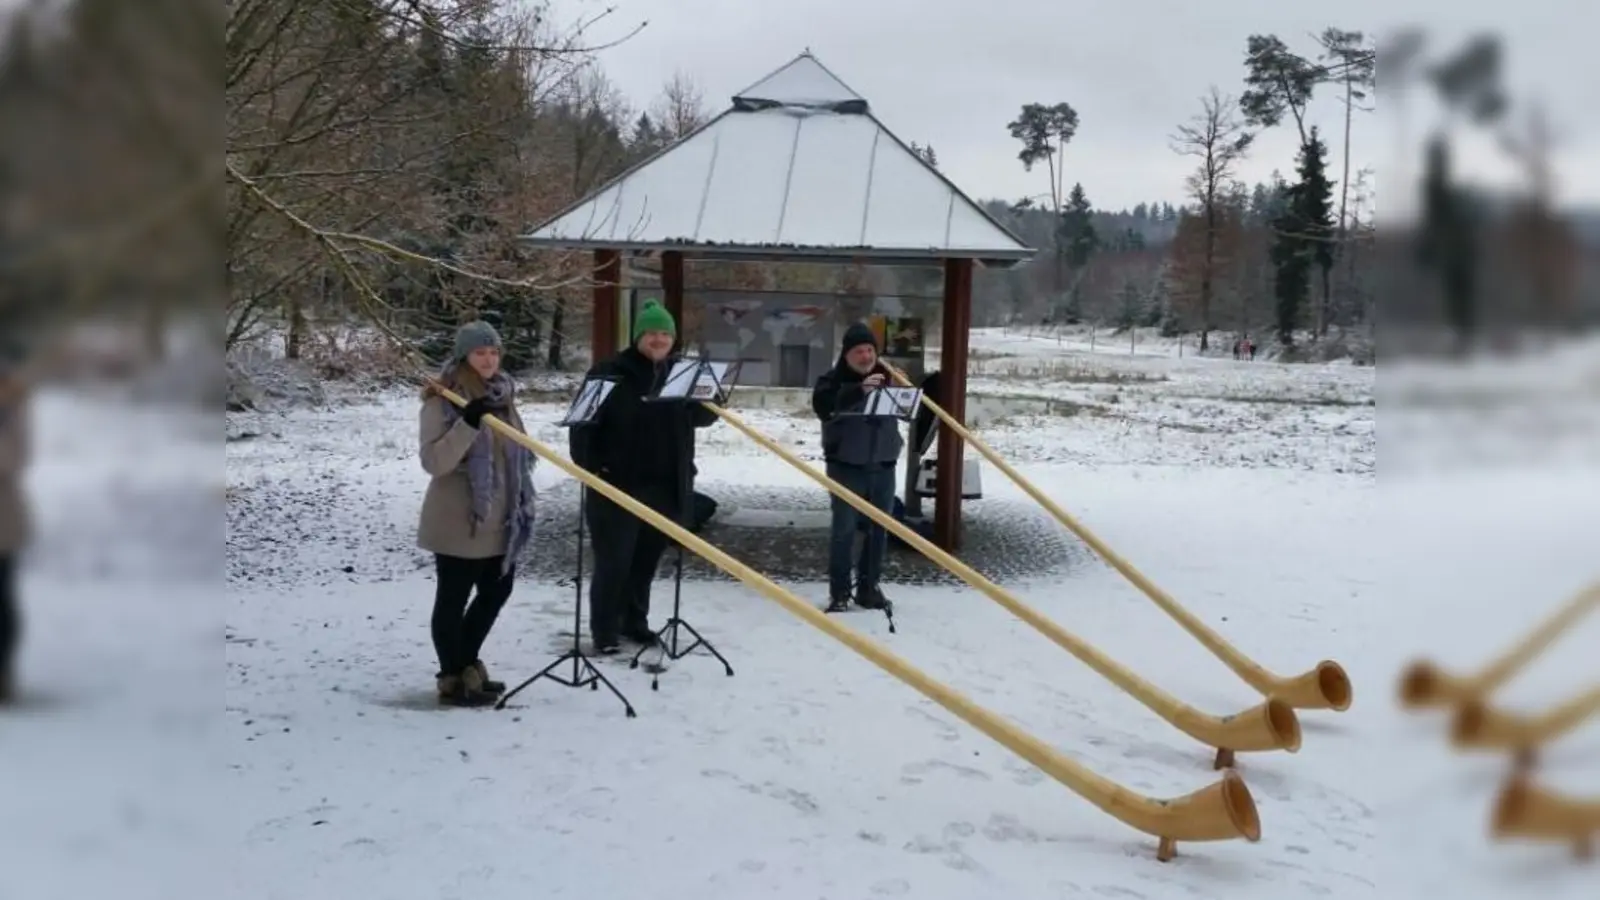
[0,368,30,704]
[418,321,537,707]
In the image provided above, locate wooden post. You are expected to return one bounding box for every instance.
[591,248,621,361]
[662,250,685,343]
[934,257,973,551]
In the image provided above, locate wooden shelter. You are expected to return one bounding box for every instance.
[521,52,1036,550]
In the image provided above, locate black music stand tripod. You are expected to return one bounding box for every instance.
[833,381,924,634]
[629,356,742,690]
[496,376,635,717]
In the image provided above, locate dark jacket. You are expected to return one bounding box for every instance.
[570,347,717,502]
[811,356,904,469]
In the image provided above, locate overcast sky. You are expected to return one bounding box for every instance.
[547,0,1600,214]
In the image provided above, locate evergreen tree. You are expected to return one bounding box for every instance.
[1268,132,1333,346]
[1298,128,1336,334]
[631,112,663,158]
[1052,183,1098,323]
[1416,135,1478,347]
[1059,183,1098,267]
[1115,279,1143,329]
[1270,207,1311,346]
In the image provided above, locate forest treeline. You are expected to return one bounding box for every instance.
[0,2,1585,369]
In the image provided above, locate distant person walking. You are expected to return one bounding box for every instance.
[812,322,902,615]
[417,321,538,707]
[0,353,32,705]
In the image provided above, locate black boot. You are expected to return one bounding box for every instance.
[855,586,893,614]
[437,672,495,708]
[470,660,505,695]
[622,624,658,646]
[824,594,851,614]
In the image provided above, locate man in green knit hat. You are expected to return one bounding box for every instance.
[569,299,719,654]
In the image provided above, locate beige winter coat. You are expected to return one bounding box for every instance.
[416,392,529,560]
[0,392,31,555]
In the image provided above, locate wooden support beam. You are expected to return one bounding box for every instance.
[933,257,974,551]
[662,250,685,341]
[591,248,621,361]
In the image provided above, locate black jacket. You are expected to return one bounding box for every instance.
[570,348,717,501]
[811,358,905,469]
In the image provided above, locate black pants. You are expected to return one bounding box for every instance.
[585,483,678,644]
[825,462,897,599]
[0,556,16,680]
[431,554,515,678]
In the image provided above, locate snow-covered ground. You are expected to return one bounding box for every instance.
[955,327,1374,475]
[5,332,1597,899]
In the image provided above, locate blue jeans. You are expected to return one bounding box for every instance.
[826,462,896,598]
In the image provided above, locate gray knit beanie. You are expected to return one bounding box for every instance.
[452,320,503,362]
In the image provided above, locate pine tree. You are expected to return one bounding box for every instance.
[1268,132,1333,346]
[1270,206,1311,346]
[632,113,661,151]
[1298,128,1336,336]
[1060,183,1098,266]
[1115,279,1143,329]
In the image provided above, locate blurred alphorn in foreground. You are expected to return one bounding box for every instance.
[1492,775,1599,861]
[1452,684,1600,769]
[708,404,1300,769]
[427,381,1262,861]
[883,364,1352,712]
[1399,582,1600,710]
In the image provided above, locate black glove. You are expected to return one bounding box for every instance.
[460,397,493,429]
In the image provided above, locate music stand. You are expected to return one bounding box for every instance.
[496,376,636,717]
[630,356,741,689]
[837,385,922,422]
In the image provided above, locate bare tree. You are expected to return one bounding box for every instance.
[1170,86,1254,351]
[532,61,634,367]
[650,69,709,140]
[218,0,651,365]
[0,0,217,359]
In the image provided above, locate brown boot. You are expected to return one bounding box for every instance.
[470,660,505,695]
[437,672,494,708]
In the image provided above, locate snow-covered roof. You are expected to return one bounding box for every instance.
[732,51,863,107]
[521,52,1035,268]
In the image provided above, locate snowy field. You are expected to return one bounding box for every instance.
[5,332,1598,899]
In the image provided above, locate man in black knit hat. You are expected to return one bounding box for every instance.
[811,322,901,614]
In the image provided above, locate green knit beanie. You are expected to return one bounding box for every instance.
[632,299,676,342]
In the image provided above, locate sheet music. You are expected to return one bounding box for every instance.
[562,378,616,425]
[863,386,921,418]
[690,361,731,401]
[657,358,733,401]
[654,358,702,400]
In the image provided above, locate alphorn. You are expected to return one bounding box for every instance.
[1399,582,1600,710]
[707,404,1301,769]
[1492,775,1598,861]
[427,380,1262,861]
[1451,684,1600,769]
[883,364,1352,713]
